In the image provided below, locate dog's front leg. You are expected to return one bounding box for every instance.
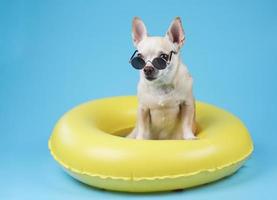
[135,106,151,139]
[179,101,197,140]
[127,106,151,139]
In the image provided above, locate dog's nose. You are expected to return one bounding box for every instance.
[143,66,154,76]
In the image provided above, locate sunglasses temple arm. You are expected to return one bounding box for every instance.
[129,50,138,62]
[169,51,177,61]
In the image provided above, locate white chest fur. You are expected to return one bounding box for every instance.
[138,77,190,109]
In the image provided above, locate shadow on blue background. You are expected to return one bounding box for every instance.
[1,0,276,199]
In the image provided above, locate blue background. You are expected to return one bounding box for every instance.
[1,0,276,199]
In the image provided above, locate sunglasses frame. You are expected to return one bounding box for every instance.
[129,50,177,70]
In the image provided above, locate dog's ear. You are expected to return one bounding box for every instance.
[132,17,147,47]
[166,17,185,48]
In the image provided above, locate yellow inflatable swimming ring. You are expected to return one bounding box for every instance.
[49,96,253,192]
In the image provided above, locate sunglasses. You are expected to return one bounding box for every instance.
[129,50,177,70]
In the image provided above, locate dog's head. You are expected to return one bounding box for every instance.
[131,17,185,82]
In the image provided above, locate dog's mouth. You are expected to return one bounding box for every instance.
[145,76,156,81]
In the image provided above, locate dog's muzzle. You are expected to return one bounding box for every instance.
[143,66,156,81]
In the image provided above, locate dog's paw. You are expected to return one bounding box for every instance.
[134,132,152,140]
[135,135,144,140]
[182,131,197,140]
[126,134,135,139]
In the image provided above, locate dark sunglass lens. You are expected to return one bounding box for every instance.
[152,58,167,70]
[131,57,145,69]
